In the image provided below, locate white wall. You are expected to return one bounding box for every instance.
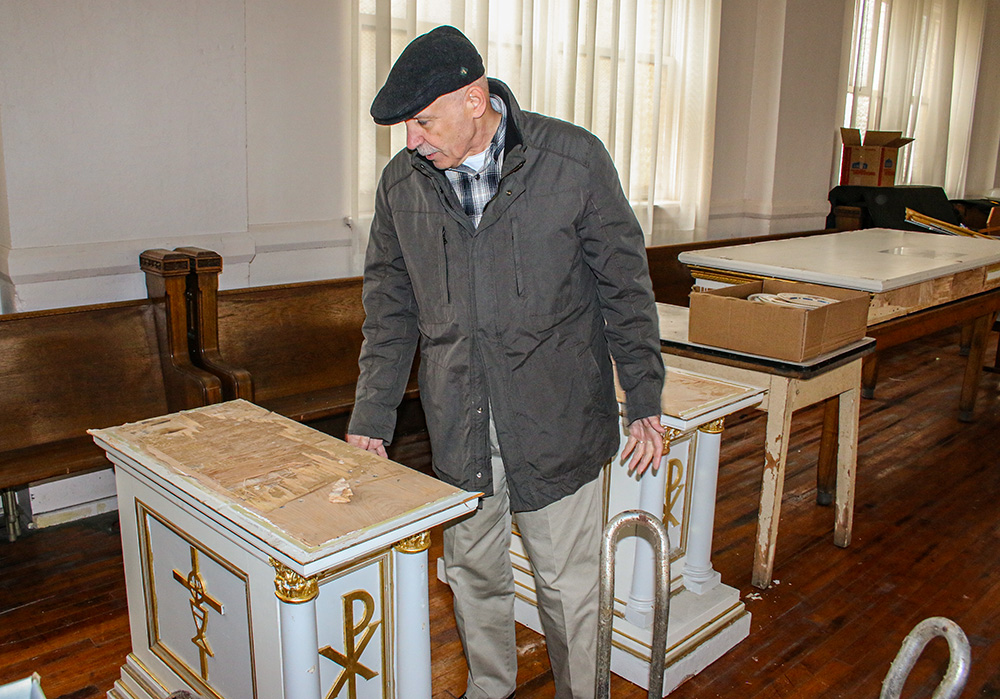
[0,0,355,313]
[0,0,357,526]
[245,0,356,285]
[708,0,852,239]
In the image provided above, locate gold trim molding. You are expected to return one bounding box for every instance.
[687,266,768,285]
[394,531,431,554]
[699,418,725,434]
[663,427,684,449]
[270,558,319,603]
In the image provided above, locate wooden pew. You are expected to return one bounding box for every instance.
[0,251,221,537]
[176,248,419,426]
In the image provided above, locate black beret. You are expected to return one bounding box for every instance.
[370,26,485,126]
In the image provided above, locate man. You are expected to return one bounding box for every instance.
[347,26,665,699]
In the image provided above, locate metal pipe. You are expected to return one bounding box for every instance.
[597,509,671,698]
[880,616,971,699]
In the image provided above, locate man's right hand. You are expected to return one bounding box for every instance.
[346,434,388,458]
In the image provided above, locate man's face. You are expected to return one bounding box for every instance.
[405,88,478,170]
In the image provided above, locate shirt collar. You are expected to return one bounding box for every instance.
[450,95,506,175]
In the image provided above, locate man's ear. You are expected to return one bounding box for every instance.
[465,83,489,118]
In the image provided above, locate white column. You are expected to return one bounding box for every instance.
[624,427,677,629]
[271,558,322,699]
[392,531,433,699]
[683,420,725,594]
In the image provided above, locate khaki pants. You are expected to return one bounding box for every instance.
[443,417,603,699]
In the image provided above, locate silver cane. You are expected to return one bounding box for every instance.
[596,509,671,698]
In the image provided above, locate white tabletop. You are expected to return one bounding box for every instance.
[677,228,1000,292]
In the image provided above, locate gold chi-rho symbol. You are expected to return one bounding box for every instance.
[320,589,382,698]
[665,458,685,526]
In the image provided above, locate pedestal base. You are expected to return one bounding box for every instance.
[108,655,166,699]
[514,584,749,696]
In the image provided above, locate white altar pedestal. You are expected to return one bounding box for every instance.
[508,366,764,695]
[90,400,479,699]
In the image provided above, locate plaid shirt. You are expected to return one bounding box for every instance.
[445,96,507,227]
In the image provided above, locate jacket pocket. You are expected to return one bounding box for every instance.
[510,216,523,296]
[441,226,451,303]
[509,189,585,318]
[394,211,454,323]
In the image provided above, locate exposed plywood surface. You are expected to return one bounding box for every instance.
[661,369,759,420]
[867,266,997,322]
[91,400,468,549]
[615,356,761,423]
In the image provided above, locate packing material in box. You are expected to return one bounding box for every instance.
[688,280,870,362]
[839,128,914,187]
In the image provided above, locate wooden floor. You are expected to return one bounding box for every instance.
[2,328,999,698]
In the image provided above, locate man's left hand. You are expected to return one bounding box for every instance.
[620,415,666,475]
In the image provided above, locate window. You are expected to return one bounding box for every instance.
[843,0,988,194]
[353,0,720,245]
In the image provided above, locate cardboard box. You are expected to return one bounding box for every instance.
[688,280,870,362]
[839,128,914,187]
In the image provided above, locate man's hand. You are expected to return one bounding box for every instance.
[346,433,388,458]
[620,415,666,476]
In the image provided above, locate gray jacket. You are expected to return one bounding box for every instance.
[349,80,664,512]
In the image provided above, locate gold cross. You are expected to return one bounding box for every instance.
[320,589,381,698]
[172,547,224,680]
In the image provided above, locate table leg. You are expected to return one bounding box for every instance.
[994,316,1000,368]
[816,397,839,506]
[861,353,878,399]
[752,378,794,590]
[959,314,991,422]
[3,489,21,542]
[834,375,860,548]
[959,323,973,356]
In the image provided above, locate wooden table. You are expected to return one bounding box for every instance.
[656,304,875,589]
[678,228,1000,421]
[91,400,478,699]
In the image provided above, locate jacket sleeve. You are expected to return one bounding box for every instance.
[578,137,664,423]
[348,176,420,444]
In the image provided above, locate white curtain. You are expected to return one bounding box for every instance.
[353,0,721,247]
[844,0,987,196]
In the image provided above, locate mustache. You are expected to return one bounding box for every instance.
[416,145,439,157]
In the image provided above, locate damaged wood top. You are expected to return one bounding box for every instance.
[90,400,472,552]
[614,356,763,426]
[659,367,762,420]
